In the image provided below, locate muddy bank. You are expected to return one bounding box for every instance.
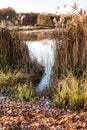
[18,29,59,42]
[18,25,53,31]
[3,25,54,31]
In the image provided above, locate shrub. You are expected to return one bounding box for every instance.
[0,7,16,21]
[37,14,53,27]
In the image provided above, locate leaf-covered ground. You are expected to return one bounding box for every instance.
[0,96,87,130]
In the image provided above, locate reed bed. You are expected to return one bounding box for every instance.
[52,12,87,109]
[0,29,44,99]
[55,14,87,78]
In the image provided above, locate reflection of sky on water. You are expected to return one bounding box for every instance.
[26,39,56,91]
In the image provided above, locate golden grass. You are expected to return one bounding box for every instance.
[53,71,87,109]
[0,70,35,100]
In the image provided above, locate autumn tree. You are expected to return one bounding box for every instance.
[0,7,16,22]
[37,14,53,27]
[18,12,38,26]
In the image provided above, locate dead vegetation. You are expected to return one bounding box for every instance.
[51,6,87,110]
[0,29,44,87]
[0,96,87,130]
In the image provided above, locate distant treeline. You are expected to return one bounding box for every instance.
[0,7,59,27]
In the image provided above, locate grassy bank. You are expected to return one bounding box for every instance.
[0,29,44,100]
[53,71,87,110]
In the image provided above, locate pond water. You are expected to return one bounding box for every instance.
[26,39,56,91]
[21,28,86,91]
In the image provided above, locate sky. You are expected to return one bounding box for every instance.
[0,0,87,14]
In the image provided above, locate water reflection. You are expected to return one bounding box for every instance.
[26,39,56,91]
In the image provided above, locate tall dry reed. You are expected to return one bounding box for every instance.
[0,29,44,84]
[55,14,87,78]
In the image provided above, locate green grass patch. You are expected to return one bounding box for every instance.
[0,70,36,101]
[52,71,87,110]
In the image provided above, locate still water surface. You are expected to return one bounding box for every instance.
[26,39,56,91]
